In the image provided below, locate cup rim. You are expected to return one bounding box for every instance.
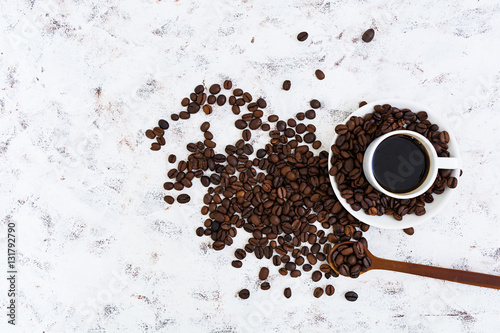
[362,130,438,199]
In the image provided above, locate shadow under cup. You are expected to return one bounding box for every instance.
[363,130,460,200]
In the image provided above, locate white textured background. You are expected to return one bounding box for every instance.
[1,0,500,332]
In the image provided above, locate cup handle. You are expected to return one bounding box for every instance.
[436,157,461,170]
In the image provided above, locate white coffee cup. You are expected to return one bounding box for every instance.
[363,130,461,199]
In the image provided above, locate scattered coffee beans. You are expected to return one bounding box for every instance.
[147,80,371,301]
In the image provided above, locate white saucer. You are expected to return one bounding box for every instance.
[328,99,461,229]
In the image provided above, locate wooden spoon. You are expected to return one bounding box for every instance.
[328,241,500,289]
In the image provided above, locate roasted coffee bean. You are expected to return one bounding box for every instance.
[257,98,267,108]
[156,136,166,145]
[177,194,190,204]
[207,95,216,104]
[345,291,358,302]
[209,84,221,94]
[187,102,200,113]
[447,177,458,188]
[325,285,335,296]
[235,120,247,129]
[217,95,227,106]
[151,143,161,151]
[315,70,325,80]
[235,248,246,260]
[282,80,291,91]
[362,29,375,43]
[233,88,243,96]
[163,182,174,190]
[268,115,279,122]
[238,289,250,299]
[259,267,270,280]
[181,97,190,107]
[153,127,164,137]
[304,133,316,143]
[164,195,174,204]
[194,84,204,94]
[145,129,155,139]
[200,122,210,132]
[261,282,271,290]
[305,109,316,119]
[284,287,292,298]
[232,260,242,268]
[243,92,253,103]
[290,270,301,278]
[313,287,324,298]
[359,101,367,107]
[242,129,251,141]
[158,119,169,130]
[310,100,321,109]
[297,31,308,42]
[202,105,213,115]
[223,80,232,90]
[403,227,414,236]
[171,114,179,121]
[311,271,322,282]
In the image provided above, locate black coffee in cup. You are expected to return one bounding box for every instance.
[372,134,430,193]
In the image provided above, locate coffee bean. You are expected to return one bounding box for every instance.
[311,271,322,282]
[304,133,316,143]
[200,122,210,132]
[235,248,246,260]
[168,155,176,163]
[235,120,247,129]
[194,85,204,94]
[297,31,308,42]
[315,70,325,80]
[257,98,267,108]
[242,129,251,141]
[181,98,190,107]
[325,285,335,296]
[362,29,375,43]
[238,289,250,299]
[209,84,221,94]
[171,114,179,121]
[313,287,324,298]
[207,95,216,104]
[282,80,292,91]
[151,143,161,151]
[232,260,242,268]
[345,291,358,302]
[163,182,174,190]
[233,88,243,96]
[164,195,174,204]
[268,115,279,122]
[158,119,169,130]
[261,282,271,290]
[310,100,321,109]
[217,95,227,106]
[223,80,232,90]
[259,267,270,280]
[305,110,316,119]
[249,118,262,130]
[153,127,164,137]
[187,102,200,113]
[145,129,155,139]
[447,177,458,188]
[177,194,190,204]
[403,227,414,236]
[284,287,292,298]
[290,270,301,278]
[359,101,367,107]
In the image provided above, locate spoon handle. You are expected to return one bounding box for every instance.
[371,256,500,290]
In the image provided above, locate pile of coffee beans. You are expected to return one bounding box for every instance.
[329,104,458,220]
[329,241,371,279]
[145,79,368,300]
